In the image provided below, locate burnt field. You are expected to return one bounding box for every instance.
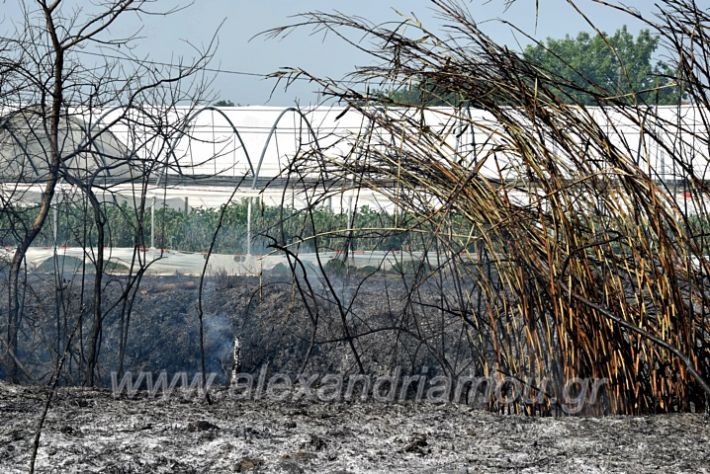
[1,382,709,473]
[4,1,710,472]
[1,271,709,472]
[0,270,462,386]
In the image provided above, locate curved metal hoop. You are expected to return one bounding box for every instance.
[252,107,322,189]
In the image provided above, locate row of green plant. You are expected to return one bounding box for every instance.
[0,199,427,254]
[4,198,708,258]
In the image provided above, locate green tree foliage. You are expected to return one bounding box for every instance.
[383,27,681,106]
[523,26,681,105]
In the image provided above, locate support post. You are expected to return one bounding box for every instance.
[52,205,58,248]
[150,196,155,249]
[246,197,252,257]
[347,193,353,259]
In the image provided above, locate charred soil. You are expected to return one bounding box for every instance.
[1,382,709,473]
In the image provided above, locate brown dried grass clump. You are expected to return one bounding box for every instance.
[267,0,710,414]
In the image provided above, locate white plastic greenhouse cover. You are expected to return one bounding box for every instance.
[1,105,708,210]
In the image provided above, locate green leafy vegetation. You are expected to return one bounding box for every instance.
[382,27,682,106]
[523,26,681,105]
[0,200,419,254]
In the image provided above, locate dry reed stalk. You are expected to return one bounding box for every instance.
[266,0,710,415]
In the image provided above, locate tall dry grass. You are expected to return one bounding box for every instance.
[266,0,710,414]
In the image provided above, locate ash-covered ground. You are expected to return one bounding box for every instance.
[1,381,709,473]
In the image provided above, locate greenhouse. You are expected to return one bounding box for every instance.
[0,104,707,274]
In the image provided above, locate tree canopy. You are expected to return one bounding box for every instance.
[213,99,236,107]
[523,26,681,105]
[383,27,681,106]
